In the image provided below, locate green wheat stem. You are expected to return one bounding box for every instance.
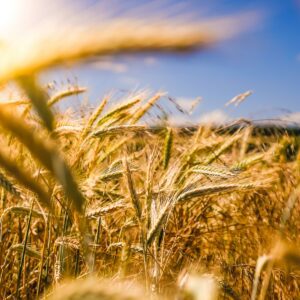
[16,200,34,299]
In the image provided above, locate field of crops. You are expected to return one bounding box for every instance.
[0,6,299,299]
[0,91,299,299]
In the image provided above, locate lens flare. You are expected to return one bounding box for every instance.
[0,0,23,39]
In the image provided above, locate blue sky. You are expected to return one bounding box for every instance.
[42,0,300,122]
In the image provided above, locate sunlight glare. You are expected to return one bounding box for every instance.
[0,0,24,39]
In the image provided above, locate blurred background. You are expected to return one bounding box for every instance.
[0,0,299,124]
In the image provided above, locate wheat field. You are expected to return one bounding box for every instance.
[0,8,299,300]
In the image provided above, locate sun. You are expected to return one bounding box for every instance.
[0,0,24,40]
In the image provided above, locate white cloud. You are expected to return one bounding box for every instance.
[199,110,231,124]
[168,114,193,126]
[92,60,127,73]
[280,112,300,124]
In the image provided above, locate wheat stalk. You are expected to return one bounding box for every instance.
[86,201,126,219]
[93,125,146,137]
[0,106,85,214]
[96,98,141,128]
[0,15,248,82]
[163,127,173,170]
[130,92,164,124]
[18,75,55,131]
[81,95,108,138]
[54,236,81,251]
[191,165,237,178]
[10,244,42,260]
[123,158,142,221]
[176,183,257,203]
[0,172,22,198]
[0,147,51,209]
[48,86,87,107]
